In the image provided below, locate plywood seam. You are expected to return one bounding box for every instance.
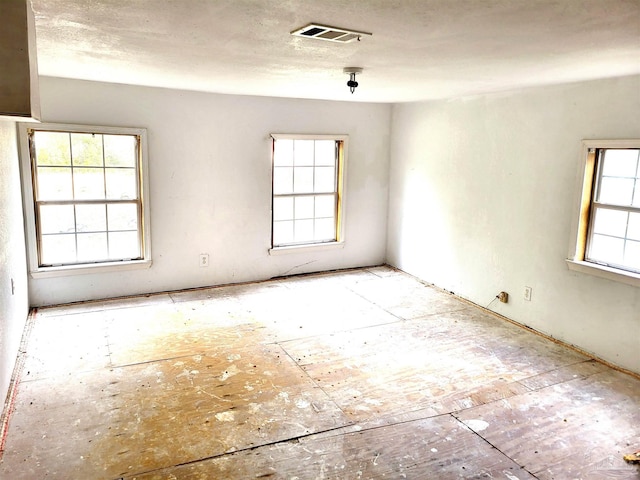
[275,315,406,349]
[126,422,356,478]
[451,413,542,479]
[514,359,604,392]
[343,286,408,322]
[276,342,352,422]
[107,352,207,370]
[322,411,455,441]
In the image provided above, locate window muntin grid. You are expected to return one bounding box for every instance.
[29,129,144,267]
[586,148,640,273]
[272,138,342,247]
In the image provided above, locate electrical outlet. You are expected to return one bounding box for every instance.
[524,286,532,301]
[199,254,209,267]
[498,291,508,303]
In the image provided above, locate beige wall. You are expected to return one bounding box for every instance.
[388,75,640,373]
[0,119,29,408]
[27,77,391,305]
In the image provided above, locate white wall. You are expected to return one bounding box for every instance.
[28,77,391,306]
[388,75,640,374]
[0,120,29,408]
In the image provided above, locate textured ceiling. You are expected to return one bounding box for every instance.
[31,0,640,103]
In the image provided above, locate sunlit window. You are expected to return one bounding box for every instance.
[271,135,346,248]
[585,148,640,273]
[20,123,151,273]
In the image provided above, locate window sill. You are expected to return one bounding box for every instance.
[30,259,152,279]
[566,259,640,288]
[269,242,345,256]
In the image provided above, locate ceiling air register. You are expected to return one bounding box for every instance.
[291,24,370,94]
[290,24,372,43]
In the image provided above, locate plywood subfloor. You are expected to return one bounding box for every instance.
[1,266,639,479]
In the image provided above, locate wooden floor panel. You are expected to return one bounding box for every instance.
[1,266,639,479]
[128,415,536,480]
[281,307,588,422]
[455,369,640,479]
[21,310,111,381]
[346,274,467,320]
[2,344,349,479]
[222,278,402,341]
[106,304,267,367]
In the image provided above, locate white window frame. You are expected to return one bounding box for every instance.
[567,139,640,287]
[18,122,152,278]
[269,134,347,255]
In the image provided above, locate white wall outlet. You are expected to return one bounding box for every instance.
[524,286,532,301]
[199,254,209,267]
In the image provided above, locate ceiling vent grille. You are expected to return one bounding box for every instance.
[291,24,372,43]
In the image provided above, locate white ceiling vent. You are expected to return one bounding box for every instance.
[291,24,372,44]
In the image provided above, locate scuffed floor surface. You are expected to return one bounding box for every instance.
[1,266,639,479]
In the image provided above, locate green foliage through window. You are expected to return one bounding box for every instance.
[29,129,143,266]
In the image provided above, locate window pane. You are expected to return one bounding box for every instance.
[293,167,313,193]
[294,219,314,242]
[294,140,314,166]
[273,167,293,194]
[39,205,75,234]
[104,135,136,167]
[109,231,140,259]
[77,232,108,262]
[273,220,294,245]
[34,132,71,166]
[71,133,103,166]
[108,203,139,231]
[273,139,293,166]
[314,218,335,241]
[601,149,639,177]
[36,167,73,200]
[271,137,343,248]
[294,196,314,219]
[315,141,335,166]
[592,208,627,238]
[598,177,634,205]
[315,194,336,218]
[74,167,105,200]
[106,168,137,200]
[41,234,76,265]
[314,166,335,193]
[627,212,640,241]
[273,197,293,221]
[624,240,640,271]
[75,204,107,233]
[29,126,147,268]
[589,234,624,265]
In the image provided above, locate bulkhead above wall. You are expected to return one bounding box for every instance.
[0,0,40,122]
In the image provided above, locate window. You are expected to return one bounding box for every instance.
[19,123,151,276]
[568,140,640,286]
[270,134,346,251]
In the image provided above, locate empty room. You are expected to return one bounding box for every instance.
[1,0,639,478]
